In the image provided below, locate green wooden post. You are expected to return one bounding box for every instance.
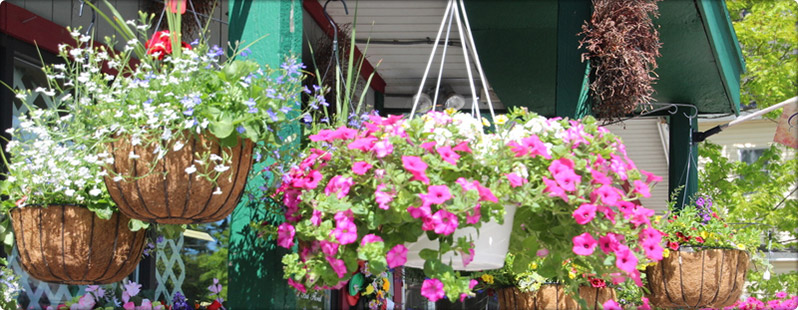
[555,0,592,119]
[227,1,302,309]
[668,106,699,210]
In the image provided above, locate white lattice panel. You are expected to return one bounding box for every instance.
[154,235,186,302]
[9,248,78,308]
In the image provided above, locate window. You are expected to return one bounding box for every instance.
[739,147,767,165]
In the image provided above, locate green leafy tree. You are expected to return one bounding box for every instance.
[725,0,798,113]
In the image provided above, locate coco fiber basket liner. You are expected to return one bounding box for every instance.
[10,205,147,285]
[497,285,616,310]
[645,248,749,309]
[104,133,254,224]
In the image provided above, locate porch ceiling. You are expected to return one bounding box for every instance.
[317,0,743,117]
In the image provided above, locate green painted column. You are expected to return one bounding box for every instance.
[668,106,699,210]
[227,1,302,309]
[555,0,592,119]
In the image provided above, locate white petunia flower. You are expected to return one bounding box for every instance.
[64,189,75,196]
[89,188,102,196]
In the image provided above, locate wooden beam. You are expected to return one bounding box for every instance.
[302,0,387,93]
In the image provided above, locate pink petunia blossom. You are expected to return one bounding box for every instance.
[288,278,307,293]
[461,246,475,267]
[347,137,377,151]
[407,204,432,219]
[589,168,612,185]
[572,232,598,256]
[375,184,394,210]
[641,238,664,261]
[615,246,639,274]
[431,209,459,235]
[75,293,95,310]
[352,161,373,175]
[465,204,481,224]
[410,171,431,184]
[320,240,339,256]
[360,234,384,246]
[548,158,575,175]
[452,141,472,153]
[522,135,551,159]
[543,177,569,202]
[304,170,324,189]
[611,273,626,285]
[324,175,354,199]
[599,233,622,254]
[603,299,622,310]
[332,218,358,245]
[474,181,498,203]
[640,227,663,243]
[507,141,530,157]
[506,173,528,188]
[420,185,452,205]
[326,255,348,278]
[459,279,479,302]
[628,269,643,286]
[640,169,663,183]
[373,139,394,158]
[633,180,651,198]
[638,297,652,310]
[330,126,358,140]
[420,141,437,152]
[572,203,597,225]
[334,209,354,224]
[311,210,323,226]
[386,244,408,268]
[277,223,296,248]
[537,248,549,257]
[630,206,655,228]
[123,302,135,310]
[308,129,334,142]
[421,278,445,302]
[592,184,620,206]
[456,177,477,192]
[436,146,461,165]
[609,154,628,180]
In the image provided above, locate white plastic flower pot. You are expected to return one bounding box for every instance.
[404,204,517,271]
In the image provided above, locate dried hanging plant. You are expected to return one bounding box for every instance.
[579,0,662,121]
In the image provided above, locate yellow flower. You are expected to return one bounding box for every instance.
[530,262,538,270]
[382,278,390,291]
[654,216,662,223]
[444,107,457,115]
[377,290,383,298]
[700,231,709,239]
[494,115,508,125]
[568,271,576,279]
[482,117,491,127]
[481,274,494,284]
[662,248,670,258]
[364,284,375,295]
[736,244,746,251]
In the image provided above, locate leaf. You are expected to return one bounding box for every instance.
[210,115,234,139]
[419,248,438,260]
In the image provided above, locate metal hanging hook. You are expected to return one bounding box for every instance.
[79,0,97,36]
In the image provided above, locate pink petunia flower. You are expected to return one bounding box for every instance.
[375,184,394,210]
[459,279,479,302]
[640,227,663,243]
[638,297,652,310]
[523,135,551,159]
[431,209,459,235]
[308,129,334,142]
[456,177,477,192]
[572,232,598,256]
[615,245,639,274]
[311,209,323,226]
[543,177,569,202]
[304,170,324,189]
[589,168,612,185]
[452,141,472,153]
[352,161,373,175]
[507,141,530,157]
[332,218,358,245]
[420,141,437,152]
[599,233,622,254]
[592,184,620,206]
[633,180,651,198]
[324,175,354,199]
[334,209,354,224]
[373,139,394,158]
[386,244,408,268]
[506,173,528,188]
[548,158,575,175]
[421,278,445,302]
[347,137,377,151]
[460,246,475,267]
[640,169,663,183]
[474,181,498,203]
[288,278,307,293]
[630,206,655,227]
[330,126,358,140]
[537,248,549,257]
[572,203,597,225]
[407,204,432,219]
[465,204,481,224]
[420,185,453,205]
[641,238,664,261]
[410,171,431,184]
[628,269,643,286]
[325,255,348,278]
[360,234,384,246]
[603,299,622,310]
[320,240,339,256]
[436,146,461,165]
[277,223,295,249]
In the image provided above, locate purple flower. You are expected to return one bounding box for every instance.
[280,106,292,114]
[240,48,251,57]
[172,291,191,310]
[183,108,194,116]
[236,126,245,134]
[302,114,313,123]
[267,108,278,121]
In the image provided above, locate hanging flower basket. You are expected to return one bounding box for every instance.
[497,285,617,310]
[405,204,517,271]
[9,205,147,285]
[104,133,254,224]
[644,248,749,309]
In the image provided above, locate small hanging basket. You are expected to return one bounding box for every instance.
[497,285,617,310]
[404,204,517,271]
[9,205,147,285]
[644,248,749,309]
[104,133,254,224]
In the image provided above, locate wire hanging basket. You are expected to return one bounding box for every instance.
[497,285,617,310]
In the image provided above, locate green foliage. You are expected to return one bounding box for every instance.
[0,261,20,310]
[726,0,798,114]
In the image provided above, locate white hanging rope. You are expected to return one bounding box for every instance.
[458,0,498,130]
[452,0,482,123]
[410,0,454,118]
[432,4,456,111]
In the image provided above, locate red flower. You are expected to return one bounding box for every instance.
[675,232,690,242]
[668,241,680,251]
[694,236,705,243]
[208,300,223,310]
[590,277,606,288]
[145,30,191,60]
